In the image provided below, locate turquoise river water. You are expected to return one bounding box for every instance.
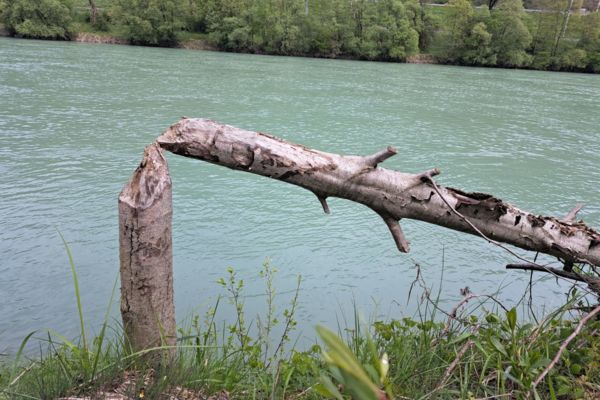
[1,37,599,352]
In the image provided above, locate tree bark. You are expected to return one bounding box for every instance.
[119,143,176,357]
[88,0,98,26]
[156,118,600,268]
[554,0,574,56]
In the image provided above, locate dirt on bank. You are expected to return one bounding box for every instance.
[73,32,218,51]
[406,53,437,64]
[177,39,217,51]
[73,32,128,45]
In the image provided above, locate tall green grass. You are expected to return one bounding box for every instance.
[1,247,598,399]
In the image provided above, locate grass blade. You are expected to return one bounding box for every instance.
[58,232,88,353]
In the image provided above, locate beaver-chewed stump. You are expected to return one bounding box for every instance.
[119,143,175,357]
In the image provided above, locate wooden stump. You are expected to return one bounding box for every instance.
[118,143,175,356]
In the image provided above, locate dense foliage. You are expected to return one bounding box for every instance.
[1,0,600,71]
[0,0,73,39]
[111,0,187,46]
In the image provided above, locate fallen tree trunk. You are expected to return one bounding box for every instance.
[119,143,176,356]
[156,118,600,269]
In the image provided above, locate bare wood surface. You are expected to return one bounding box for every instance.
[119,143,176,355]
[157,118,600,268]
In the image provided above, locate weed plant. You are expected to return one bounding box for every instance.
[0,253,598,399]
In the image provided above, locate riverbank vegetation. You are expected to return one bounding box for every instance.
[0,0,599,72]
[1,260,599,399]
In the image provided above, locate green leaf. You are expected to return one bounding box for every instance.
[490,337,508,357]
[486,313,500,324]
[449,331,472,345]
[315,376,344,400]
[506,307,517,331]
[59,231,88,354]
[316,326,380,400]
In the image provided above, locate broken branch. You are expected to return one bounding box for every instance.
[156,118,600,270]
[563,203,584,223]
[364,146,397,167]
[316,194,330,214]
[378,212,410,253]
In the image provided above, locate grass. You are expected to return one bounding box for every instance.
[0,254,599,399]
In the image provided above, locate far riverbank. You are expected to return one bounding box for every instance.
[0,28,440,66]
[2,0,600,74]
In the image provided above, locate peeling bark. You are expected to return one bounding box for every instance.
[156,118,600,268]
[119,143,175,356]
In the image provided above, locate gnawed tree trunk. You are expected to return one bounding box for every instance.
[156,118,600,269]
[119,143,176,356]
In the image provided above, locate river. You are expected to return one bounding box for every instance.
[1,37,599,353]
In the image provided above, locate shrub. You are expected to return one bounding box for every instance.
[0,0,73,40]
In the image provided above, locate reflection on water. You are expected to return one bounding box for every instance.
[1,37,599,352]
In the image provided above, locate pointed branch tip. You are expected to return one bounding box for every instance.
[365,146,397,167]
[379,213,410,253]
[317,195,330,214]
[563,203,584,222]
[418,168,441,182]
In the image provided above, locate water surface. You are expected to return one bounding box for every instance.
[1,37,599,352]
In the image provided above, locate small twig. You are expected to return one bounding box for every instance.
[433,293,479,344]
[316,194,330,214]
[269,276,301,365]
[448,293,477,321]
[288,386,313,400]
[425,177,542,266]
[506,263,594,284]
[416,273,508,327]
[527,270,539,324]
[9,363,35,386]
[364,146,397,167]
[422,176,594,287]
[407,263,422,304]
[416,168,441,182]
[533,304,600,387]
[563,203,584,222]
[378,212,410,253]
[507,264,600,298]
[435,337,476,391]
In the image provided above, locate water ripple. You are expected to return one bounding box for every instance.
[1,37,599,352]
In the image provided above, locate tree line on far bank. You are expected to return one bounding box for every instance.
[1,0,599,73]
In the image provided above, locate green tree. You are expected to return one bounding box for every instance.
[302,0,356,57]
[0,0,73,39]
[358,0,419,60]
[437,0,476,62]
[528,0,567,67]
[488,0,532,67]
[578,12,600,71]
[462,21,496,65]
[113,0,188,46]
